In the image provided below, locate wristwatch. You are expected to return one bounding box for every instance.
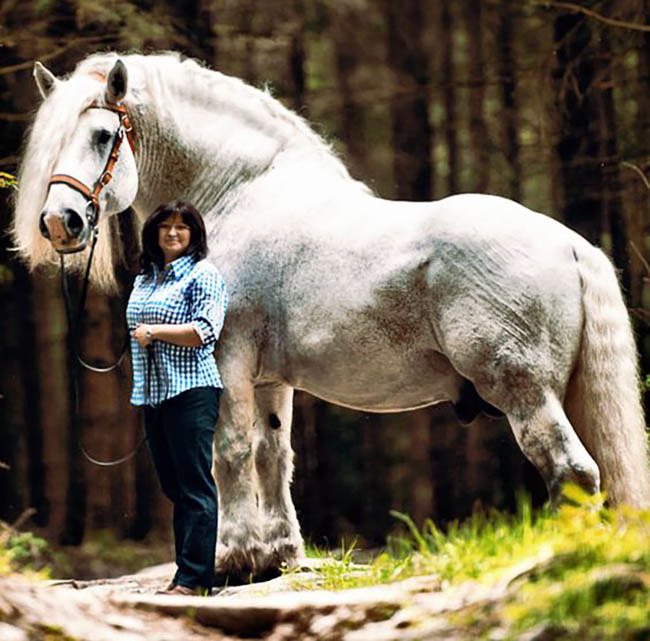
[146,326,153,340]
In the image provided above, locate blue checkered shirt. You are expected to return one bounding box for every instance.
[126,255,228,406]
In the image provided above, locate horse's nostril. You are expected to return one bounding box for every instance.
[62,208,84,237]
[39,212,51,239]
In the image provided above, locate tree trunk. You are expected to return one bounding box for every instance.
[77,289,128,531]
[292,392,320,539]
[288,0,307,114]
[463,0,489,193]
[594,27,630,294]
[60,285,87,546]
[31,271,71,536]
[0,14,45,529]
[636,0,650,424]
[406,409,433,527]
[497,0,522,201]
[441,2,457,196]
[383,0,433,200]
[359,413,391,543]
[332,6,367,180]
[0,262,41,525]
[168,0,218,63]
[552,10,602,243]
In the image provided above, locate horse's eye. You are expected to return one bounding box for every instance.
[97,129,112,146]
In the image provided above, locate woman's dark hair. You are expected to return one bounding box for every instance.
[139,200,208,273]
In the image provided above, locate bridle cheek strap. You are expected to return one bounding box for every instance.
[47,101,135,224]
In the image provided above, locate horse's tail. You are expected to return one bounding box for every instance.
[564,243,650,507]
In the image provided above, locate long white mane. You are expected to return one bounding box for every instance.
[12,52,356,290]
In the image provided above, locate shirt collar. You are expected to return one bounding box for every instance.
[164,254,196,280]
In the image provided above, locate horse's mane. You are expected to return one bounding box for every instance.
[12,51,356,291]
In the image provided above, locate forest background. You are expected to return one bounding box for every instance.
[1,0,650,566]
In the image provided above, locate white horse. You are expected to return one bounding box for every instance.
[12,52,650,580]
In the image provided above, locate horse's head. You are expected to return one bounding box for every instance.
[35,59,138,254]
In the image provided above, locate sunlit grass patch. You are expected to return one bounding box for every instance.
[298,492,549,591]
[505,567,650,639]
[387,491,558,585]
[499,492,650,638]
[286,539,379,590]
[304,486,650,638]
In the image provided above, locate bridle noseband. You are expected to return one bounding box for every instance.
[47,101,135,231]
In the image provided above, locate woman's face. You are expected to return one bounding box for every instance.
[158,212,191,264]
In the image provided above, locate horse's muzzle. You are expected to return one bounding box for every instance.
[39,209,89,253]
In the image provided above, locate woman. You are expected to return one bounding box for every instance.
[126,200,228,596]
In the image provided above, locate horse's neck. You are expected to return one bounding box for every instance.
[132,111,274,214]
[131,73,360,219]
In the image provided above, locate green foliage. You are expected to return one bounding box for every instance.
[0,517,52,577]
[5,531,49,566]
[500,490,650,639]
[0,172,19,190]
[303,487,650,638]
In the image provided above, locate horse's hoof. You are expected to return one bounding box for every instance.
[214,541,271,584]
[267,540,303,570]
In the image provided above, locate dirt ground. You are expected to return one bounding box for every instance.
[0,557,548,641]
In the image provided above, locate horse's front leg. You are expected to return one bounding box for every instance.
[253,384,305,573]
[213,376,268,583]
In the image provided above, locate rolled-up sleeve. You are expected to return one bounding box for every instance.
[189,269,228,347]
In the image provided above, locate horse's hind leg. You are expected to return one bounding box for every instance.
[441,303,600,502]
[253,384,305,572]
[504,391,601,503]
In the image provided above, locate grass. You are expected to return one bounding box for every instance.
[298,491,554,591]
[302,486,650,639]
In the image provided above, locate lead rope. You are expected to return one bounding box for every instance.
[59,226,146,467]
[143,269,170,405]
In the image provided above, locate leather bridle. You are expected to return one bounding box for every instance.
[51,101,143,467]
[47,101,136,231]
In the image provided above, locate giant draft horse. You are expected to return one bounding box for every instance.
[13,52,650,580]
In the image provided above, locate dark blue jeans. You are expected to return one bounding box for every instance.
[144,386,220,590]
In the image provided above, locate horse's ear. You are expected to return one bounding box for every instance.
[106,59,128,104]
[33,62,59,99]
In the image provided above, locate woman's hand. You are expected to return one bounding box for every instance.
[133,323,202,348]
[133,323,154,348]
